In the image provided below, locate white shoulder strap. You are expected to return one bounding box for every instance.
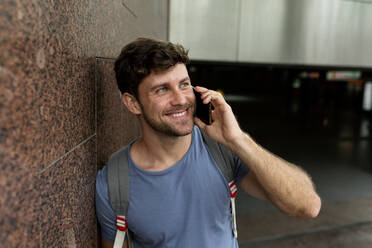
[113,229,126,248]
[113,215,132,248]
[229,181,238,238]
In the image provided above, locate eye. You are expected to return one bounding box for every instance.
[156,87,168,93]
[180,82,191,89]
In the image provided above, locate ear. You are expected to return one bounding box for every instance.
[122,93,142,115]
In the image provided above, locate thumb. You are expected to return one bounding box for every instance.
[194,117,207,131]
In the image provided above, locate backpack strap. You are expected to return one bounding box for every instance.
[107,146,133,248]
[200,130,236,183]
[200,130,239,237]
[107,146,130,216]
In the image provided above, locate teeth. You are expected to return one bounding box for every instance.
[171,111,186,117]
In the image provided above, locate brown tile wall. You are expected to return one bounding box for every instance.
[0,1,41,247]
[0,0,167,247]
[96,58,141,169]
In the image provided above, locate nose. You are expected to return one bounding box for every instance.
[170,88,188,106]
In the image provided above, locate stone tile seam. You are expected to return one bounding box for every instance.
[95,58,98,172]
[39,133,96,174]
[121,1,137,18]
[238,220,372,247]
[95,56,115,61]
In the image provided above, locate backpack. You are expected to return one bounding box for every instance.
[107,130,239,248]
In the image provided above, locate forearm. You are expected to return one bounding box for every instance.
[229,133,321,218]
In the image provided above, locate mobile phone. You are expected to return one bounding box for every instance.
[193,88,212,125]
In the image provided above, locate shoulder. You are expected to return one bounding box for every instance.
[107,137,138,166]
[108,145,131,165]
[95,166,118,243]
[95,166,109,200]
[95,165,116,220]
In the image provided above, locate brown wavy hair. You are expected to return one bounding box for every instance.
[114,38,189,98]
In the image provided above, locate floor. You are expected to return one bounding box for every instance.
[227,96,372,247]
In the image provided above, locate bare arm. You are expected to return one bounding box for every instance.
[233,134,321,218]
[193,86,321,219]
[101,237,128,248]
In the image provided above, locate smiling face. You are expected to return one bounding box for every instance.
[135,63,195,137]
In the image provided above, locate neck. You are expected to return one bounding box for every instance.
[131,127,193,171]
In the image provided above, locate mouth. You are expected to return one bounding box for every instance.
[170,111,187,118]
[165,107,191,120]
[166,109,187,118]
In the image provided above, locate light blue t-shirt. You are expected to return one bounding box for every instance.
[95,126,249,248]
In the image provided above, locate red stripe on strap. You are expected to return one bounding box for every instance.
[229,181,237,198]
[116,216,127,231]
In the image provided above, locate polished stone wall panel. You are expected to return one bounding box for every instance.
[38,0,168,169]
[40,137,97,247]
[38,0,96,169]
[94,0,168,57]
[96,58,140,169]
[0,1,41,247]
[1,0,168,247]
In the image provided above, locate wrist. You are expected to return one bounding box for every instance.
[227,131,252,152]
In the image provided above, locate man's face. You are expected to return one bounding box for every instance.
[136,63,195,137]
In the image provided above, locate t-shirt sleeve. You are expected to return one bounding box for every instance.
[233,155,249,187]
[95,166,117,243]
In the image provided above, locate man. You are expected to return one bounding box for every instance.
[95,38,321,248]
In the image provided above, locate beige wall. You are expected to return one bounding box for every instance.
[0,0,168,247]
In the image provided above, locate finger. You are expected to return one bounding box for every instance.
[209,92,226,107]
[194,86,209,93]
[200,90,216,101]
[200,89,222,98]
[202,92,224,105]
[204,94,215,105]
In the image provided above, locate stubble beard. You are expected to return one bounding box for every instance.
[140,103,196,137]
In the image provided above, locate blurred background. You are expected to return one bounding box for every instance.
[1,0,371,247]
[173,1,372,247]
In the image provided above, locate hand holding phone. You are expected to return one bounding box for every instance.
[193,88,212,125]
